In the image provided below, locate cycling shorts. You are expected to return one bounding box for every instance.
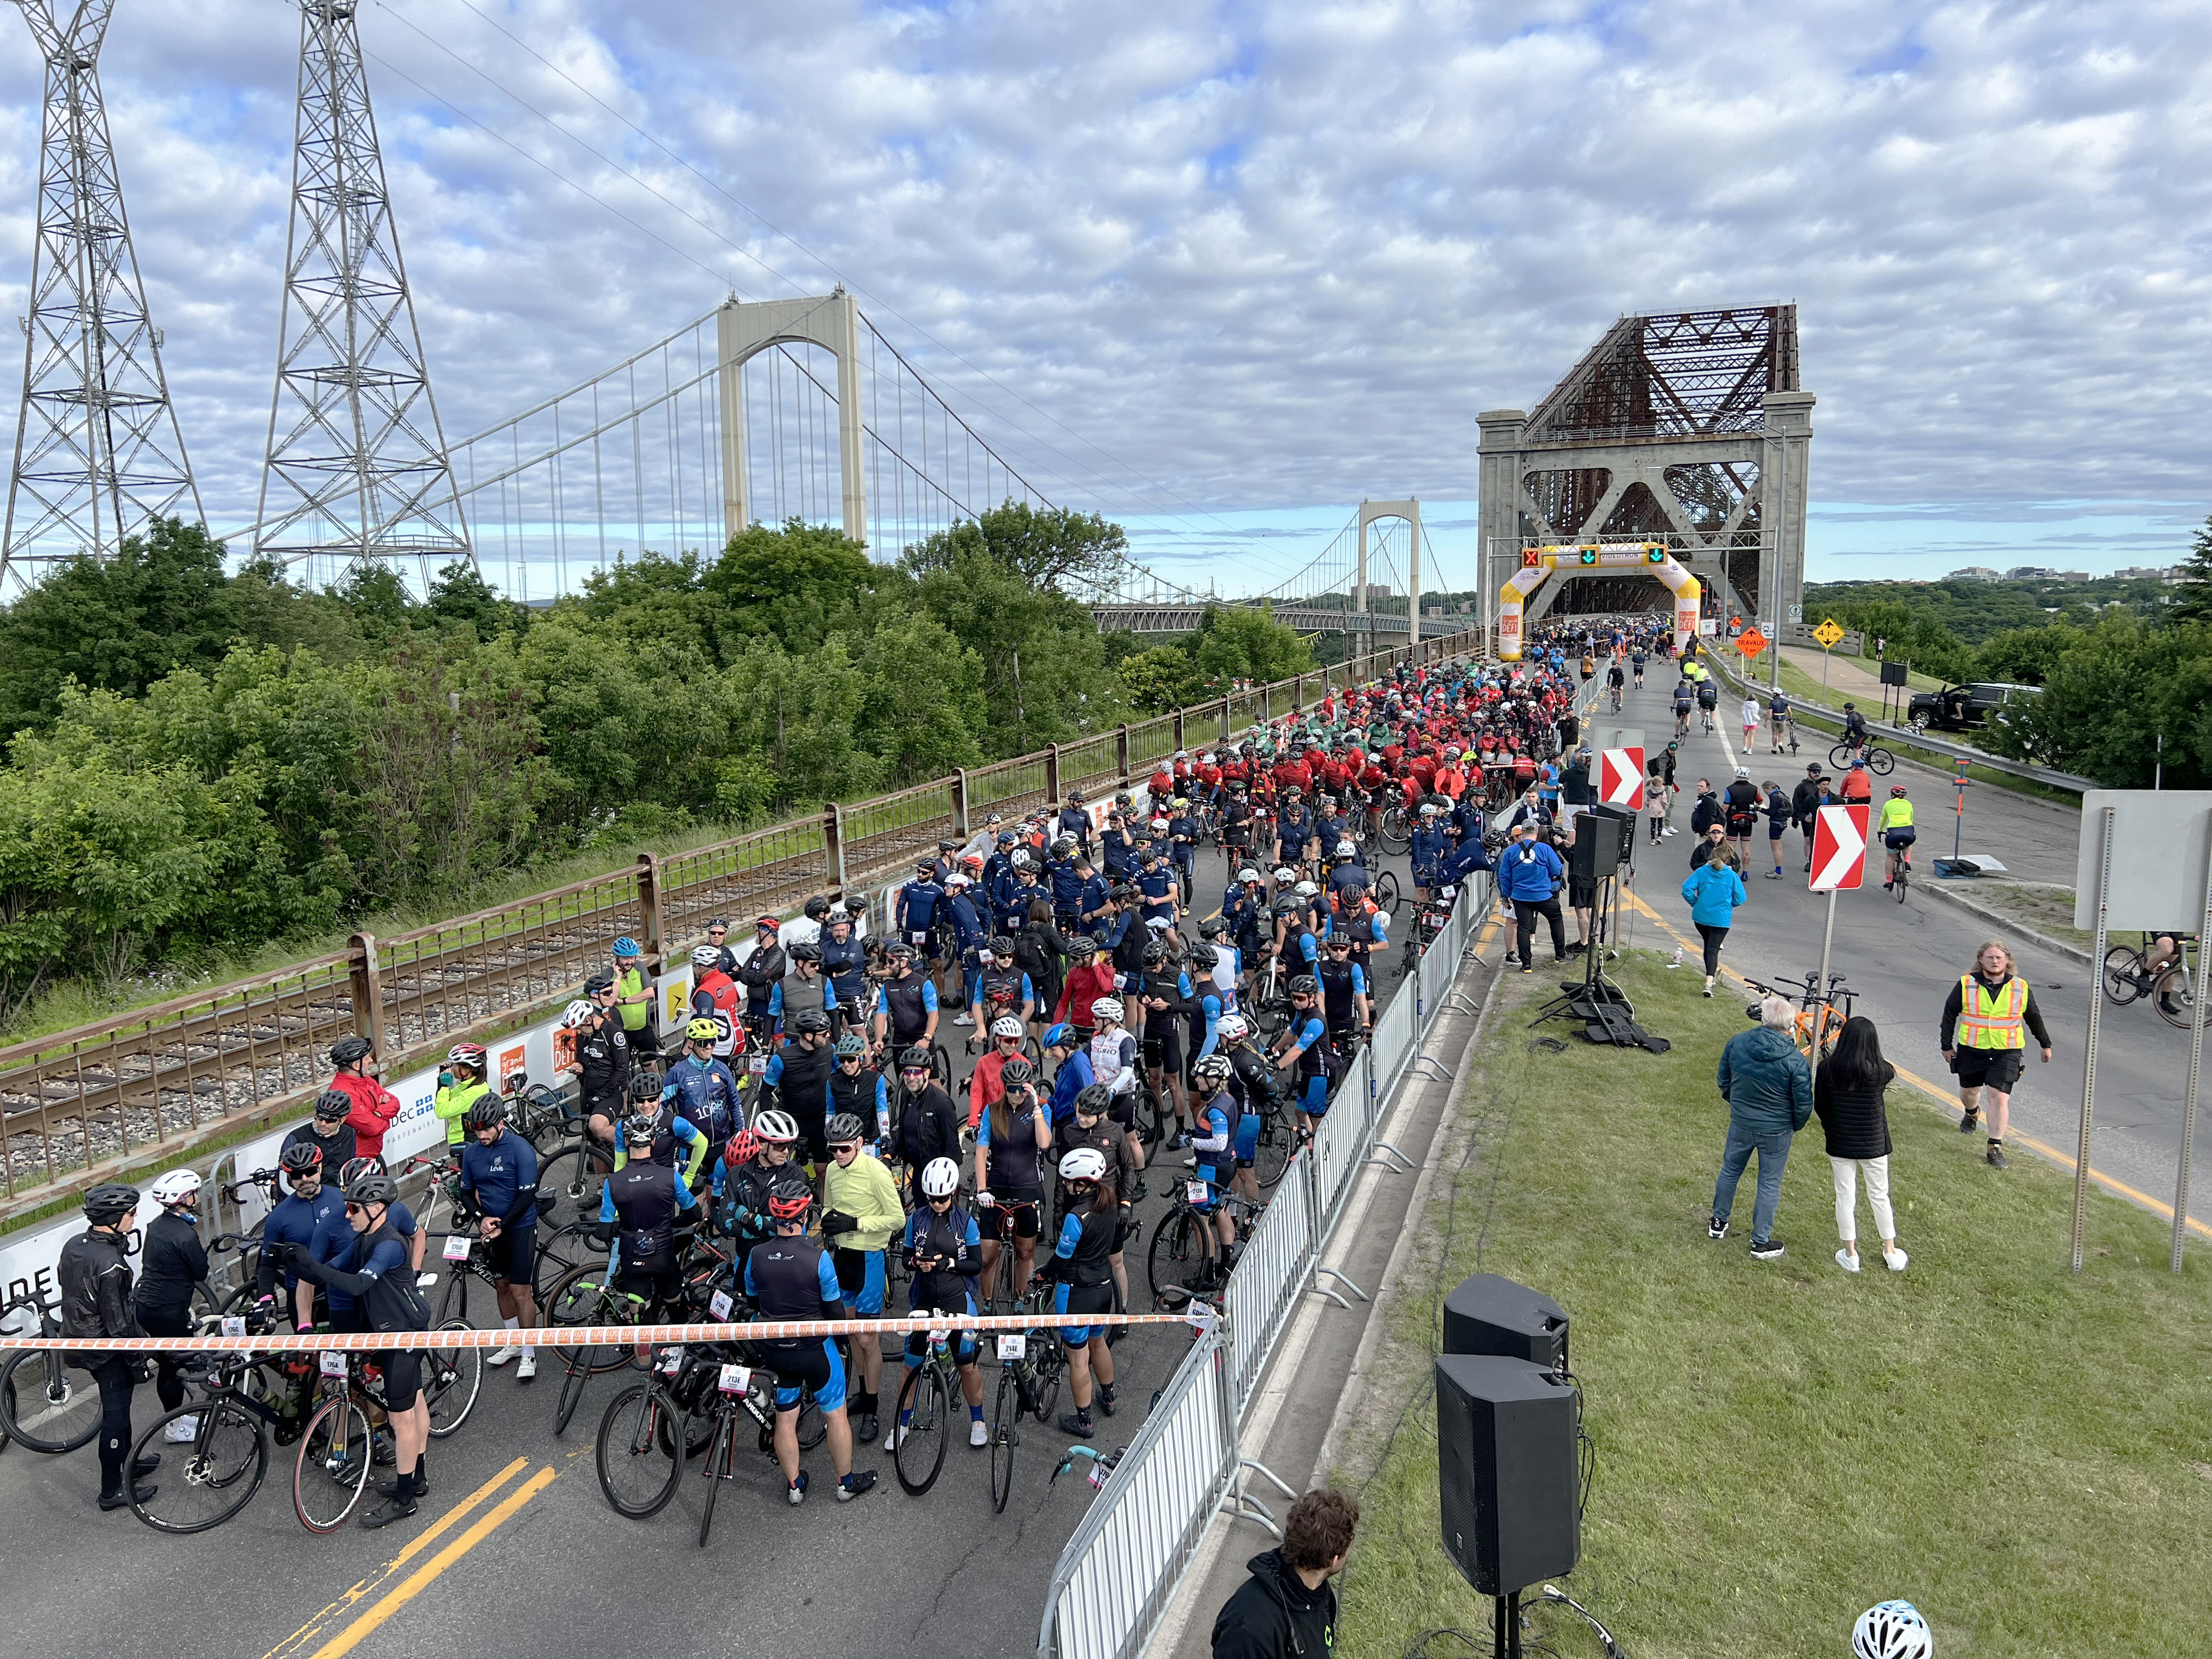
[1884,828,1917,848]
[1234,1111,1262,1169]
[618,1254,685,1313]
[832,1247,887,1317]
[1053,1279,1115,1347]
[1296,1074,1330,1116]
[483,1221,535,1285]
[377,1351,423,1413]
[764,1337,845,1413]
[1142,1023,1184,1073]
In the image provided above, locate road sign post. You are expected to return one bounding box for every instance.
[1812,617,1845,702]
[1809,804,1869,1054]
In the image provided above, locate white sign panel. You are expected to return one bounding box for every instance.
[2073,791,2212,932]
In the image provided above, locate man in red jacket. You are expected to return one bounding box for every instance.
[326,1035,402,1160]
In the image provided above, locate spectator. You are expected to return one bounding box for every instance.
[1680,842,1745,996]
[1688,818,1731,872]
[1790,764,1826,873]
[325,1035,400,1159]
[1709,993,1813,1260]
[1688,779,1723,841]
[1815,1016,1908,1273]
[1496,821,1567,974]
[1211,1488,1358,1659]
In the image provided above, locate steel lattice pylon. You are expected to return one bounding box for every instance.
[2,0,201,596]
[253,0,469,587]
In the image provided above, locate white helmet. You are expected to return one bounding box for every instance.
[562,998,595,1027]
[1090,996,1125,1026]
[1237,867,1260,884]
[691,944,722,968]
[990,1015,1024,1040]
[1215,1012,1249,1042]
[1852,1602,1933,1659]
[1294,881,1319,899]
[1272,866,1296,884]
[1335,839,1356,857]
[1419,803,1440,817]
[752,1109,799,1144]
[150,1169,201,1207]
[921,1156,962,1198]
[1059,1147,1108,1184]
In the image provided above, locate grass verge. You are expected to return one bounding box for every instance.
[1938,882,2095,951]
[1333,949,2212,1659]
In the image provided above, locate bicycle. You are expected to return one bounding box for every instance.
[1829,741,1895,776]
[0,1289,97,1453]
[1146,1181,1262,1308]
[891,1322,972,1496]
[985,1289,1069,1513]
[2106,935,2203,1030]
[1370,868,1402,914]
[1376,804,1412,856]
[543,1266,653,1435]
[1608,683,1624,713]
[126,1351,298,1533]
[1744,972,1857,1059]
[1890,841,1912,903]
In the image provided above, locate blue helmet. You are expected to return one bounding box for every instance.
[1042,1023,1075,1049]
[613,936,641,958]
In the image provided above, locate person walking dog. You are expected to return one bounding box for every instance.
[1709,995,1813,1260]
[1815,1017,1908,1273]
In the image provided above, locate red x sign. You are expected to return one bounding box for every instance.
[1810,804,1869,891]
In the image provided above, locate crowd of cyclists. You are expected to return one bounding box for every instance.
[38,639,1632,1530]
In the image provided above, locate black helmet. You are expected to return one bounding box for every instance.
[583,972,616,995]
[330,1034,374,1068]
[1200,917,1227,939]
[1000,1057,1036,1088]
[825,1112,867,1146]
[791,1009,831,1036]
[628,1072,662,1103]
[789,941,822,963]
[345,1173,399,1207]
[1142,939,1171,966]
[1289,975,1320,998]
[313,1088,352,1122]
[462,1097,507,1132]
[280,1141,325,1174]
[898,1046,933,1075]
[989,936,1015,958]
[804,895,832,921]
[843,895,868,915]
[81,1182,139,1224]
[1074,1082,1113,1118]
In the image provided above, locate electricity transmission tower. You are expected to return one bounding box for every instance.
[2,0,201,597]
[253,0,470,589]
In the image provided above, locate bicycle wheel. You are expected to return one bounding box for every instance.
[545,1266,635,1376]
[292,1395,373,1533]
[532,1222,605,1300]
[1132,1085,1166,1150]
[554,1345,592,1437]
[1895,863,1909,904]
[1025,1351,1064,1427]
[1866,749,1895,776]
[595,1381,686,1519]
[1147,1207,1203,1307]
[1254,1110,1293,1190]
[700,1406,738,1548]
[990,1369,1019,1514]
[931,1043,955,1096]
[424,1320,482,1438]
[1251,995,1290,1037]
[2152,967,2197,1031]
[794,1388,827,1452]
[892,1363,951,1496]
[2103,946,2148,1006]
[130,1401,268,1534]
[433,1266,470,1328]
[536,1139,615,1223]
[1373,870,1401,914]
[1828,744,1854,771]
[0,1350,99,1453]
[1378,809,1410,856]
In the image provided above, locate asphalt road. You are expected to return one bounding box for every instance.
[0,816,1432,1659]
[1612,670,2203,1239]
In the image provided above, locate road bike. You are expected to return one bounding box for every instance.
[1376,804,1412,856]
[2104,935,2200,1030]
[0,1288,97,1454]
[544,1266,652,1435]
[1146,1180,1262,1309]
[1829,741,1895,776]
[890,1322,975,1496]
[984,1289,1068,1513]
[1889,840,1913,903]
[1744,971,1857,1059]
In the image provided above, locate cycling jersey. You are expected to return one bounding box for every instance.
[458,1127,539,1227]
[599,1159,697,1267]
[662,1054,743,1143]
[1877,798,1915,831]
[876,973,938,1042]
[1090,1028,1139,1095]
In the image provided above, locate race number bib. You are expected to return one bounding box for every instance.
[442,1234,471,1261]
[219,1316,246,1338]
[996,1334,1027,1361]
[319,1351,348,1378]
[1187,1181,1210,1205]
[708,1290,733,1322]
[717,1363,752,1395]
[661,1347,686,1375]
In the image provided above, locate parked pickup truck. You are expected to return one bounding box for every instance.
[1905,681,2041,733]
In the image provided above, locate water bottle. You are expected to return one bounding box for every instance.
[1669,945,1683,969]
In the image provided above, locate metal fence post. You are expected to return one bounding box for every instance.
[951,769,970,837]
[1260,682,1271,722]
[1045,744,1062,805]
[1218,697,1231,742]
[1173,708,1184,751]
[633,853,665,972]
[347,931,386,1057]
[824,805,848,892]
[1116,724,1130,784]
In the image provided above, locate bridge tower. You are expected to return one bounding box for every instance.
[1476,307,1812,653]
[253,0,471,588]
[2,0,201,596]
[715,290,865,545]
[1356,498,1422,649]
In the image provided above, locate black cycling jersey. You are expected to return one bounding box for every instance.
[606,1159,686,1265]
[133,1210,209,1315]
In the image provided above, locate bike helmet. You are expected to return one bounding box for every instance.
[916,860,938,877]
[1294,881,1319,900]
[1852,1601,1933,1659]
[685,1017,719,1043]
[990,1015,1025,1040]
[149,1169,200,1208]
[613,936,641,958]
[753,1108,799,1144]
[790,1009,832,1037]
[833,1034,868,1059]
[619,1111,661,1148]
[1000,1057,1036,1088]
[1073,1084,1113,1119]
[583,972,615,996]
[766,1174,814,1222]
[1890,785,1909,797]
[1010,850,1034,870]
[337,1155,387,1187]
[628,1071,662,1102]
[1042,1023,1075,1049]
[1142,939,1171,966]
[804,895,832,921]
[1289,975,1320,998]
[843,895,868,915]
[330,1034,374,1068]
[345,1173,399,1207]
[280,1141,324,1175]
[1192,1055,1232,1086]
[447,1042,487,1071]
[1418,802,1440,818]
[990,935,1016,958]
[887,942,917,963]
[563,998,595,1026]
[1090,996,1125,1026]
[724,1128,762,1169]
[313,1088,353,1122]
[1059,1147,1107,1186]
[462,1097,507,1132]
[1199,916,1227,939]
[789,941,822,963]
[918,1156,962,1199]
[755,915,781,933]
[1237,868,1260,884]
[825,1112,867,1147]
[898,1046,933,1074]
[691,944,723,968]
[1272,866,1296,884]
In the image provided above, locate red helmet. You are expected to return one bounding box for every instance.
[445,1043,487,1070]
[723,1128,761,1169]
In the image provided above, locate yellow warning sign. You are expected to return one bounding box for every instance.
[1812,618,1845,650]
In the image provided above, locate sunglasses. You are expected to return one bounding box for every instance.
[344,1202,366,1216]
[829,1142,860,1155]
[900,1067,929,1077]
[926,1193,955,1205]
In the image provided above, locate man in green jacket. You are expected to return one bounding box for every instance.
[1708,995,1813,1260]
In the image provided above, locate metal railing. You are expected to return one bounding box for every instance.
[0,631,1482,1208]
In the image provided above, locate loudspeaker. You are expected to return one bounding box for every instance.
[1589,802,1638,866]
[1435,1354,1581,1597]
[1567,820,1619,883]
[1442,1273,1570,1370]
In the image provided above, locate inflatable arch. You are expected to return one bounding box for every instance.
[1497,542,1701,661]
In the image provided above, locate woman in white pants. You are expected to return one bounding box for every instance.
[1813,1015,1908,1272]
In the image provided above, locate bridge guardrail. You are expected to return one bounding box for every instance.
[0,630,1486,1211]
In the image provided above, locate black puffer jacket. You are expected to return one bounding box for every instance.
[59,1229,143,1363]
[1814,1058,1895,1160]
[1210,1550,1338,1659]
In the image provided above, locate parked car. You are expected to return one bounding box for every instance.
[1905,681,2041,733]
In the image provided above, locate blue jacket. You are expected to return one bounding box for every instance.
[1680,862,1747,928]
[1716,1026,1814,1135]
[1497,840,1564,902]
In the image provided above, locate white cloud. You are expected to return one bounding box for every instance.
[0,0,2205,588]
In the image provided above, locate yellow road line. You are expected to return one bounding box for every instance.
[1617,889,2212,1241]
[307,1465,557,1659]
[260,1458,532,1659]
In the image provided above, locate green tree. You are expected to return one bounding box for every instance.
[426,560,529,641]
[851,614,985,781]
[1117,645,1204,714]
[899,500,1127,590]
[1973,620,2081,686]
[1980,616,2212,787]
[574,551,714,656]
[2169,512,2212,627]
[721,636,882,805]
[1193,603,1313,685]
[704,519,881,655]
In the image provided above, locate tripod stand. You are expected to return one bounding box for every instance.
[1526,871,1638,1043]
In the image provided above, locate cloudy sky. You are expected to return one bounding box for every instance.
[1,0,2205,597]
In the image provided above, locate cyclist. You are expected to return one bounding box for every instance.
[662,1017,745,1145]
[1630,644,1647,688]
[1865,782,1917,890]
[594,1111,701,1324]
[431,1042,492,1160]
[1841,701,1869,753]
[1838,755,1873,806]
[873,944,940,1062]
[819,1111,902,1442]
[326,1034,401,1160]
[1088,996,1141,1137]
[1167,797,1200,900]
[1605,657,1626,710]
[1186,1057,1237,1292]
[134,1171,210,1446]
[1211,1013,1277,1210]
[715,1107,802,1273]
[975,1058,1051,1306]
[58,1183,157,1511]
[1037,1146,1120,1440]
[286,1172,434,1527]
[1316,936,1372,1056]
[1723,766,1762,860]
[690,943,743,1060]
[1695,674,1720,733]
[1409,803,1448,902]
[896,859,946,974]
[623,1070,712,1198]
[1766,688,1792,753]
[1672,678,1694,738]
[968,1014,1030,1130]
[770,943,837,1040]
[891,1047,962,1206]
[941,873,988,1021]
[894,1157,990,1452]
[256,1141,343,1330]
[827,1034,891,1148]
[744,1173,877,1504]
[702,917,739,978]
[821,909,871,1037]
[759,1008,837,1166]
[1042,1022,1095,1125]
[971,938,1034,1039]
[457,1096,541,1380]
[1137,938,1194,1147]
[611,936,656,1058]
[281,1089,359,1188]
[563,992,633,1154]
[1273,977,1335,1134]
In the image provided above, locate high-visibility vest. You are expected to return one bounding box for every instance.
[1956,975,2027,1049]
